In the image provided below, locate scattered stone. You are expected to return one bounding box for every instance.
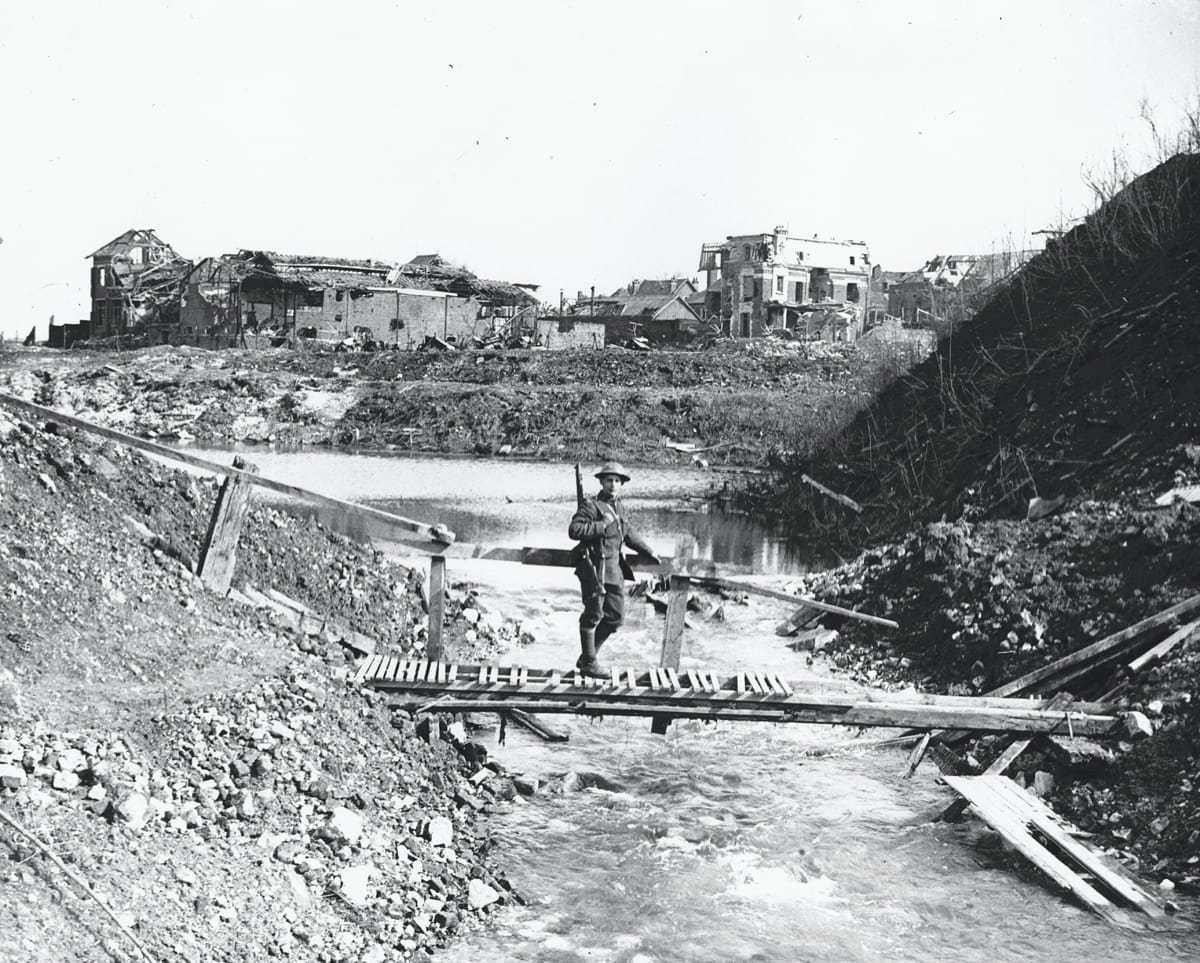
[326,806,364,845]
[1122,711,1154,741]
[0,763,27,789]
[51,770,80,791]
[425,815,453,847]
[1031,771,1055,797]
[337,865,374,906]
[467,878,500,909]
[116,792,150,827]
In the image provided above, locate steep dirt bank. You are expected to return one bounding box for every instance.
[0,336,923,467]
[770,154,1200,893]
[0,406,531,961]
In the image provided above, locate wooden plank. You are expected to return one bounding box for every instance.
[0,392,455,546]
[506,708,569,743]
[427,556,447,661]
[447,664,459,683]
[354,653,381,683]
[477,664,488,685]
[1126,619,1200,675]
[610,666,620,687]
[989,594,1200,697]
[686,669,701,691]
[197,456,259,595]
[840,703,1117,736]
[681,575,899,629]
[799,473,862,513]
[519,666,529,687]
[736,671,746,695]
[660,574,688,670]
[771,673,793,696]
[983,777,1165,917]
[903,733,933,779]
[944,776,1129,926]
[508,666,520,687]
[665,667,681,691]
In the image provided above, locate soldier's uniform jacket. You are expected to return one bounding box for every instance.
[569,493,654,594]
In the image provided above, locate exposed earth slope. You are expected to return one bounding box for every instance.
[776,154,1200,891]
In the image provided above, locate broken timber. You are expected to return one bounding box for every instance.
[0,392,454,547]
[356,659,1130,736]
[197,455,258,594]
[944,774,1165,926]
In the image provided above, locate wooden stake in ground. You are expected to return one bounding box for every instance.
[426,555,447,661]
[0,807,157,962]
[197,455,258,595]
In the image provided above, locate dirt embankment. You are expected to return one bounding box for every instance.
[772,153,1200,892]
[0,335,925,467]
[0,408,536,962]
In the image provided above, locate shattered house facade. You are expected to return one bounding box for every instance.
[175,252,539,349]
[698,226,871,340]
[573,278,706,345]
[88,229,191,340]
[887,251,1035,326]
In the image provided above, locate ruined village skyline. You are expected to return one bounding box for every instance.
[2,1,1198,342]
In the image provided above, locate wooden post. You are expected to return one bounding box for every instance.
[660,574,688,671]
[197,456,258,595]
[652,536,692,735]
[427,555,446,661]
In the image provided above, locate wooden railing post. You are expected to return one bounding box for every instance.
[197,455,258,595]
[660,574,688,671]
[427,555,446,661]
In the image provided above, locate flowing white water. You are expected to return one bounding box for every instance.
[188,449,1200,961]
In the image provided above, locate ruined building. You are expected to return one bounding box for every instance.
[887,251,1036,327]
[176,251,540,349]
[84,231,540,349]
[571,278,705,345]
[87,229,191,340]
[697,226,871,340]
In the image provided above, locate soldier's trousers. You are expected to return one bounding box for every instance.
[580,582,624,647]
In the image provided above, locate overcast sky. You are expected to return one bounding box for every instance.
[1,0,1198,339]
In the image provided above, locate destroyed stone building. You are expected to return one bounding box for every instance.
[570,278,706,345]
[86,233,540,349]
[177,251,540,349]
[87,229,191,340]
[887,250,1036,326]
[697,226,872,340]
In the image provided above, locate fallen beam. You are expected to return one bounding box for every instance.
[505,708,569,743]
[989,594,1200,697]
[0,392,454,546]
[1126,618,1200,675]
[800,473,863,514]
[680,576,899,629]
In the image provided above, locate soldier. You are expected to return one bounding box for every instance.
[569,461,661,678]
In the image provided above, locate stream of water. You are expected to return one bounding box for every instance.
[189,448,1200,962]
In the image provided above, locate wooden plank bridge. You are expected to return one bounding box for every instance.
[358,658,1131,736]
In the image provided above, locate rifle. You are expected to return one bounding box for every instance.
[574,462,585,509]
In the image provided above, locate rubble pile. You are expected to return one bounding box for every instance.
[0,333,903,466]
[0,409,532,960]
[788,496,1200,887]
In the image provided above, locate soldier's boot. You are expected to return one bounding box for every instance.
[576,627,606,678]
[594,622,615,655]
